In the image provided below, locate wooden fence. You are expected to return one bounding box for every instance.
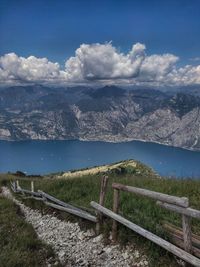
[10,181,97,223]
[91,182,200,267]
[10,179,200,266]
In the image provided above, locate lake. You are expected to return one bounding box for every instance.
[0,140,200,178]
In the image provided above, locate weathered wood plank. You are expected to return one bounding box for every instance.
[182,214,192,254]
[45,201,97,223]
[38,190,97,223]
[166,231,200,258]
[21,196,44,201]
[163,223,200,258]
[10,184,17,193]
[31,181,34,192]
[163,222,200,247]
[38,190,81,211]
[112,183,189,207]
[91,201,200,267]
[10,181,18,192]
[72,204,95,214]
[16,180,19,189]
[96,175,108,234]
[157,201,200,219]
[112,189,120,242]
[18,188,41,197]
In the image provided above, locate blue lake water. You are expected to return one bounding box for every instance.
[0,140,200,178]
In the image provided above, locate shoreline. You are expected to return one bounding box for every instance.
[79,137,200,152]
[0,137,199,153]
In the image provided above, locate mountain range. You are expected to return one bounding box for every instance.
[0,85,200,151]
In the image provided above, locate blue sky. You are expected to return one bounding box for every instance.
[1,0,200,64]
[0,0,200,87]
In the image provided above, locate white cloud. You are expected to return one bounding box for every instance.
[0,43,200,88]
[0,53,61,86]
[139,54,179,82]
[169,65,200,86]
[64,42,146,81]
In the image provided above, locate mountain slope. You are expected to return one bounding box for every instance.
[0,85,200,150]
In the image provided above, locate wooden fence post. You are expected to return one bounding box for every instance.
[13,181,17,192]
[16,180,19,190]
[96,175,108,235]
[112,188,120,242]
[91,201,200,267]
[182,214,192,266]
[31,181,34,192]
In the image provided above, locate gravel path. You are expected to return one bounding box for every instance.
[1,187,148,267]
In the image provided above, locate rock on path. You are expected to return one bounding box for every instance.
[1,187,148,267]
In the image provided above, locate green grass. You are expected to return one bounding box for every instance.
[1,161,200,267]
[0,193,62,267]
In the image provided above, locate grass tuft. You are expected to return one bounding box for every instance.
[0,196,62,267]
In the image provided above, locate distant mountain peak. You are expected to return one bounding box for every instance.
[0,85,200,150]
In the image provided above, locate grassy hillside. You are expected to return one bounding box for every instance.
[1,160,200,267]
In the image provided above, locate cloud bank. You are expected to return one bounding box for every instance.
[1,42,200,87]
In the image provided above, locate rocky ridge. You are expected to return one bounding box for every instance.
[0,85,200,150]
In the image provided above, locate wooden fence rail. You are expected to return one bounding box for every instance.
[18,188,42,198]
[163,222,200,258]
[112,183,189,207]
[156,201,200,219]
[109,183,200,266]
[10,181,17,192]
[45,201,97,223]
[38,190,97,223]
[91,201,200,267]
[10,180,97,223]
[38,190,81,211]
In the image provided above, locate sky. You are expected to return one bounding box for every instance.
[0,0,200,88]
